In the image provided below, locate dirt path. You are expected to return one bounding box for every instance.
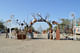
[0,35,80,53]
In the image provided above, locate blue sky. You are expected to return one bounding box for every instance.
[0,0,80,30]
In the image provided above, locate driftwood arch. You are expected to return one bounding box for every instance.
[27,18,53,39]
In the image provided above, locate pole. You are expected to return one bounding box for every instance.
[73,16,76,40]
[9,24,12,38]
[56,24,60,40]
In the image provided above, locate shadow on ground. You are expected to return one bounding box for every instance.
[32,38,47,40]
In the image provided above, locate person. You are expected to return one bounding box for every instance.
[6,32,9,38]
[28,29,33,39]
[52,31,56,40]
[11,30,17,39]
[48,29,53,39]
[48,31,50,39]
[6,29,9,38]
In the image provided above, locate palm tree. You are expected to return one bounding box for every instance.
[0,21,5,30]
[60,18,71,33]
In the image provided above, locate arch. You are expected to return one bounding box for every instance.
[28,18,60,40]
[28,18,53,39]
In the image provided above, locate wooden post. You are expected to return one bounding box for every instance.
[56,24,60,40]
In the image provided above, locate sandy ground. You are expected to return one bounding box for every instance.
[0,34,80,53]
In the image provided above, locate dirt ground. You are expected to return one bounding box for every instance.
[0,34,80,53]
